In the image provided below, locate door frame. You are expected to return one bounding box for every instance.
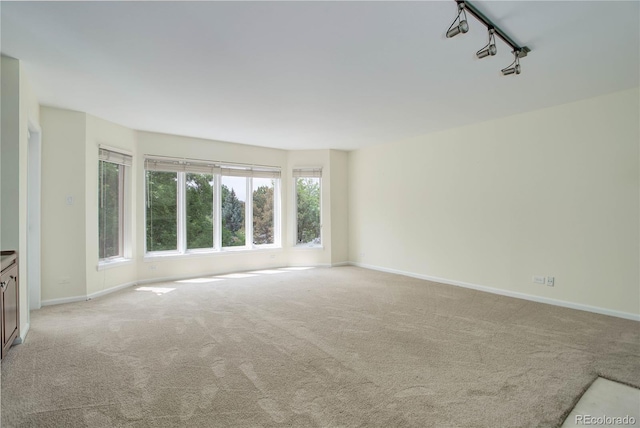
[27,117,42,312]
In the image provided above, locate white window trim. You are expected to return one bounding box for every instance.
[97,257,133,271]
[143,246,282,262]
[145,161,282,256]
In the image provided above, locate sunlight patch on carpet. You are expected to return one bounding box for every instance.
[135,287,176,295]
[561,378,640,427]
[216,273,257,279]
[176,278,225,284]
[249,269,288,275]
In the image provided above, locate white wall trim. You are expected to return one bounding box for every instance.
[87,281,137,300]
[14,323,30,344]
[41,295,87,307]
[349,262,640,322]
[331,261,350,267]
[41,281,137,307]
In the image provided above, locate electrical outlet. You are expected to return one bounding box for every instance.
[546,276,555,287]
[269,254,276,259]
[149,265,157,271]
[533,275,545,284]
[359,252,365,258]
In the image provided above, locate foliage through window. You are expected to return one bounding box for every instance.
[296,176,321,246]
[221,176,246,247]
[146,171,178,252]
[144,157,281,255]
[186,173,214,250]
[253,178,275,245]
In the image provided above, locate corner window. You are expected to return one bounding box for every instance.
[144,157,281,256]
[98,148,131,262]
[293,169,322,246]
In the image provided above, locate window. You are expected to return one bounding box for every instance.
[144,157,281,255]
[252,178,275,245]
[98,147,131,262]
[294,168,322,246]
[221,176,247,247]
[186,173,214,250]
[146,171,178,252]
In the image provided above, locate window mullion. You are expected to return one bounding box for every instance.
[275,179,281,247]
[118,166,125,257]
[246,177,253,248]
[214,174,221,250]
[177,172,187,254]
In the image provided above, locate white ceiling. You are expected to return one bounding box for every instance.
[1,1,638,151]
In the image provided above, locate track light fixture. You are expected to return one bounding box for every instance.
[446,2,469,38]
[445,0,530,76]
[476,28,497,59]
[501,50,522,76]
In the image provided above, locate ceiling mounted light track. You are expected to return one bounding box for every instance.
[445,0,530,76]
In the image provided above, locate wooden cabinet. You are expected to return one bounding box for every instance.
[1,251,20,359]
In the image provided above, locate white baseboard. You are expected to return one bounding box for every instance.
[41,295,87,306]
[41,281,137,307]
[349,262,640,322]
[14,323,30,344]
[331,261,350,267]
[87,281,137,300]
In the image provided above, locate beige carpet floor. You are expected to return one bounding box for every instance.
[1,266,639,427]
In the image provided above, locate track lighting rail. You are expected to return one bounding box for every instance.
[456,0,530,57]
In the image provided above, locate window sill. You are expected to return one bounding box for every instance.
[143,247,282,262]
[97,258,133,271]
[293,244,324,250]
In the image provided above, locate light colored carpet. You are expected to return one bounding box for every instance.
[1,266,639,427]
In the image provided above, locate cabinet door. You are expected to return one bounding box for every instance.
[2,265,18,346]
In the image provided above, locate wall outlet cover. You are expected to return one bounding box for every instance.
[533,275,545,284]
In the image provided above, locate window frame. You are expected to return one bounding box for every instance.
[98,146,132,269]
[251,177,281,249]
[144,170,179,256]
[185,172,216,253]
[293,169,323,248]
[144,157,282,257]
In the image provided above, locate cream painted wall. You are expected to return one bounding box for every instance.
[1,57,20,251]
[330,150,349,265]
[85,114,137,295]
[40,107,87,301]
[1,57,41,336]
[136,131,289,281]
[349,87,640,317]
